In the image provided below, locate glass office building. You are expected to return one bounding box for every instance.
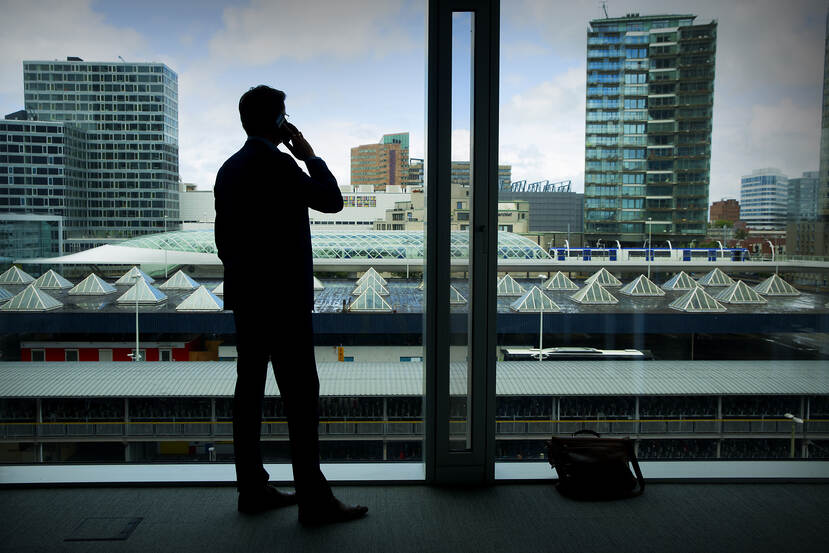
[0,119,82,221]
[741,168,789,231]
[22,58,179,251]
[0,117,86,259]
[788,171,820,222]
[584,14,717,246]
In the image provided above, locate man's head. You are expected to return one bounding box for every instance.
[238,85,286,138]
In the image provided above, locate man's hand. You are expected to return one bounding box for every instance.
[283,121,316,161]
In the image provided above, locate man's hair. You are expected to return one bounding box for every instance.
[238,85,286,137]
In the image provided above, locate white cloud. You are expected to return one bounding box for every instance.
[209,0,416,64]
[749,98,820,139]
[180,97,417,191]
[713,0,823,92]
[499,65,586,189]
[709,96,820,200]
[502,0,825,199]
[0,0,146,100]
[452,129,471,161]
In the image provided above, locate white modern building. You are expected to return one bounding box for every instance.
[179,183,214,230]
[179,181,412,231]
[740,168,789,231]
[309,186,412,229]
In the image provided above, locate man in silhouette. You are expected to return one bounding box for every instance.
[214,85,368,525]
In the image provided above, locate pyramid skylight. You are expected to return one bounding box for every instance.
[619,274,666,297]
[668,287,726,312]
[543,271,579,291]
[584,268,622,287]
[116,279,167,304]
[0,284,63,311]
[697,268,734,287]
[348,289,393,312]
[497,274,525,296]
[357,267,387,285]
[313,276,324,291]
[115,266,155,285]
[353,278,390,296]
[212,282,224,295]
[662,271,698,291]
[0,266,35,285]
[68,274,117,296]
[570,281,618,304]
[33,269,73,290]
[510,286,561,312]
[0,287,13,303]
[158,270,200,290]
[713,280,767,305]
[753,274,800,296]
[176,285,224,311]
[449,285,467,305]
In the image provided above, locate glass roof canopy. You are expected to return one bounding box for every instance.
[122,229,552,260]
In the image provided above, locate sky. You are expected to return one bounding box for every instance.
[0,0,825,202]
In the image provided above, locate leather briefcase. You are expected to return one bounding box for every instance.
[547,430,645,500]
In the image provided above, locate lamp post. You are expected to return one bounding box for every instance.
[766,239,779,273]
[784,413,803,458]
[127,273,141,362]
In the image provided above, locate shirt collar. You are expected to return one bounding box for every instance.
[247,136,279,152]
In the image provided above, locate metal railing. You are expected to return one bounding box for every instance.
[0,418,426,440]
[2,418,824,440]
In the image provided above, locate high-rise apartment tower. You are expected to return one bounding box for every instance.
[584,13,717,247]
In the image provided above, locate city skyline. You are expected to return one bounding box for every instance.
[0,0,824,202]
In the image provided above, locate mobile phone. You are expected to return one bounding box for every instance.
[275,113,292,143]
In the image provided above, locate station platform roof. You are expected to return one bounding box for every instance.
[0,360,826,398]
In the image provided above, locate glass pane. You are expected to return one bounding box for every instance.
[449,11,474,451]
[0,2,427,470]
[497,2,827,467]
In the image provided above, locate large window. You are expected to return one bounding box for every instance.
[0,0,428,470]
[496,1,828,473]
[0,0,827,484]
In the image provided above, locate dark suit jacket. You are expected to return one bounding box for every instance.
[214,137,343,312]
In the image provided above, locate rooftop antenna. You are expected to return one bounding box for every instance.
[601,0,609,18]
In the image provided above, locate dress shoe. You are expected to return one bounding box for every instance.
[238,484,298,514]
[298,498,368,526]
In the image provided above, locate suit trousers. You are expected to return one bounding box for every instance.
[232,306,331,504]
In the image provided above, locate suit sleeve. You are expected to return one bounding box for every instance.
[285,155,343,214]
